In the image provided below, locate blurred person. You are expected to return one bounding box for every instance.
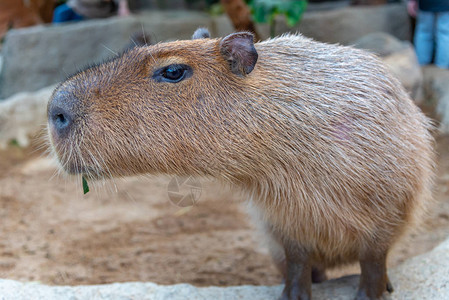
[408,0,449,69]
[53,0,130,23]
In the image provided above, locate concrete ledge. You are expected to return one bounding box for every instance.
[1,238,448,300]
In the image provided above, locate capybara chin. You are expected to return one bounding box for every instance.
[47,28,434,300]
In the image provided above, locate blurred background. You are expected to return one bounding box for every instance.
[0,0,419,100]
[0,0,448,294]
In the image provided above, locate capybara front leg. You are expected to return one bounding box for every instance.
[311,265,327,283]
[356,250,392,300]
[279,240,312,300]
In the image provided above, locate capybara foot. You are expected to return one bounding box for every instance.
[386,277,394,293]
[279,283,311,300]
[279,241,312,300]
[356,250,391,300]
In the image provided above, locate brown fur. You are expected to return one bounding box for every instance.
[48,33,435,299]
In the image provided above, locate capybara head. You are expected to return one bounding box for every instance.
[47,30,258,179]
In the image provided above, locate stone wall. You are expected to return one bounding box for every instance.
[0,11,211,99]
[0,3,409,99]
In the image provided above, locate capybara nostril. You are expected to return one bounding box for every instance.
[48,86,81,139]
[49,106,73,137]
[48,89,77,139]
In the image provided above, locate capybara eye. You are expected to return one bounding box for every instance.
[152,64,193,83]
[164,66,183,80]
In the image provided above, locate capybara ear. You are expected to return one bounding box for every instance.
[219,32,258,76]
[192,28,211,39]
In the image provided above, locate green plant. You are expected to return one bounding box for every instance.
[248,0,307,37]
[82,176,90,194]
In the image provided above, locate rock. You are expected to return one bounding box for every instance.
[0,11,211,99]
[288,3,409,45]
[353,32,408,57]
[422,66,449,133]
[0,85,55,149]
[352,32,423,103]
[382,47,424,103]
[213,3,410,44]
[390,238,449,299]
[0,237,448,299]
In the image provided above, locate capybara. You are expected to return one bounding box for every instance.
[47,29,434,300]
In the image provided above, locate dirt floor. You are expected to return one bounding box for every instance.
[0,134,448,287]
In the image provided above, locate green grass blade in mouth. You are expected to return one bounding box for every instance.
[82,176,90,194]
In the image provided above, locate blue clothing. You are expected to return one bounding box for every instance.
[419,0,449,13]
[52,4,84,23]
[414,10,449,68]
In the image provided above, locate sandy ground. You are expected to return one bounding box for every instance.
[0,134,448,287]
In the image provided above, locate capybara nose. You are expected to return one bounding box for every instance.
[50,106,72,135]
[48,91,76,138]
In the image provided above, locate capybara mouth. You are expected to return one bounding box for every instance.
[59,157,110,179]
[51,144,107,179]
[48,132,106,179]
[64,164,97,176]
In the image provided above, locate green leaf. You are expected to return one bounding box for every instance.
[249,0,307,27]
[82,176,90,195]
[209,3,224,16]
[285,1,307,26]
[253,3,269,23]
